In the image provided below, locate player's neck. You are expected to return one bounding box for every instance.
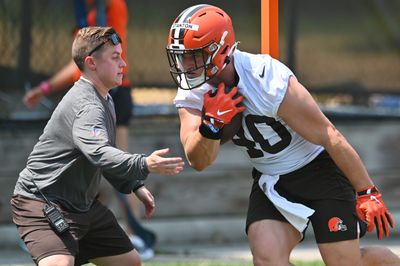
[211,57,237,88]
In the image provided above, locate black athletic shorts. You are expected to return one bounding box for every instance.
[246,150,367,243]
[109,86,133,126]
[11,195,133,265]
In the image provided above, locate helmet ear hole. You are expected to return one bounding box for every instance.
[220,45,229,55]
[224,55,231,64]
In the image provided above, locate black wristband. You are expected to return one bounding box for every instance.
[357,186,378,196]
[199,122,222,140]
[132,180,145,192]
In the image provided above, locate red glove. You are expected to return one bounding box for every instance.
[203,82,245,129]
[356,186,394,240]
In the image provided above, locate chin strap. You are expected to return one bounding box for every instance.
[221,41,239,70]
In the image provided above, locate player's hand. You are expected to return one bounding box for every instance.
[356,186,394,240]
[145,148,184,175]
[23,87,44,108]
[203,82,245,129]
[134,186,155,218]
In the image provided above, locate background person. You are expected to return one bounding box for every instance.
[166,4,399,266]
[11,26,184,266]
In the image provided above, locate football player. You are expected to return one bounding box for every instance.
[166,4,399,266]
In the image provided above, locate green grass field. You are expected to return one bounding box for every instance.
[84,261,325,266]
[84,260,325,266]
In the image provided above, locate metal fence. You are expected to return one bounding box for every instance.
[0,0,260,91]
[1,1,75,89]
[0,0,399,114]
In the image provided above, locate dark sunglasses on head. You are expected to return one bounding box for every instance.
[87,33,122,56]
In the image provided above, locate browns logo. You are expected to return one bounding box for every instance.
[328,217,348,232]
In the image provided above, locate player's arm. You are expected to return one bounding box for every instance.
[178,107,220,171]
[178,83,245,171]
[278,76,372,189]
[46,60,80,92]
[23,60,79,108]
[278,76,393,239]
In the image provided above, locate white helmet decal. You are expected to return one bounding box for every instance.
[171,23,199,31]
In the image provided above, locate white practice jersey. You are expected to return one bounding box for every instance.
[174,50,324,176]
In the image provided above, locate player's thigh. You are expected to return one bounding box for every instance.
[38,254,74,266]
[318,239,362,266]
[248,219,300,260]
[246,172,301,260]
[90,249,141,266]
[360,246,400,266]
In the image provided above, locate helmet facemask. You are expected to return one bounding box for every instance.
[166,42,219,90]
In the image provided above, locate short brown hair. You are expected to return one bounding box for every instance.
[72,26,118,71]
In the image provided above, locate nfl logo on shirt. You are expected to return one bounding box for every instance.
[90,127,102,137]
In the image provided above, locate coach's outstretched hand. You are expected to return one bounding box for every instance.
[145,148,184,175]
[356,186,394,240]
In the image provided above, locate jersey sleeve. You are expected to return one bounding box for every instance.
[264,57,295,117]
[173,84,213,110]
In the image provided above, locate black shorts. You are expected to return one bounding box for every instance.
[109,86,133,126]
[246,151,367,243]
[11,195,133,265]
